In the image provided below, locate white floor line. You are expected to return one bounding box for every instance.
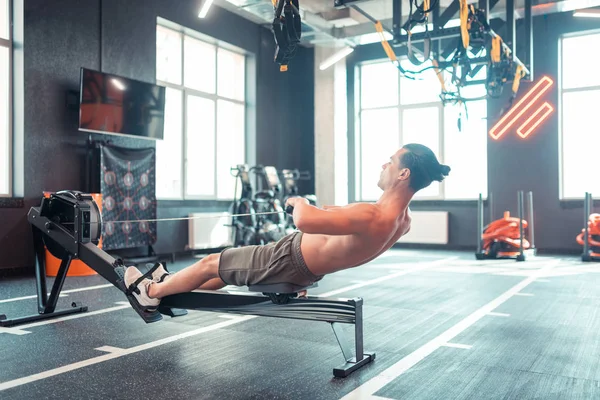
[0,303,132,335]
[487,312,510,317]
[339,260,560,400]
[319,257,458,298]
[61,284,113,294]
[218,314,244,319]
[0,293,68,304]
[442,343,472,350]
[0,284,113,304]
[0,315,256,392]
[95,346,126,354]
[514,293,534,297]
[0,327,30,336]
[536,279,550,283]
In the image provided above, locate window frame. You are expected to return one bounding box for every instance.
[354,58,487,202]
[156,23,247,201]
[0,0,13,198]
[558,29,600,201]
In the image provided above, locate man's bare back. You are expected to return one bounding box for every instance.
[293,202,412,276]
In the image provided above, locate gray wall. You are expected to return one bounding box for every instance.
[347,12,600,253]
[0,0,314,272]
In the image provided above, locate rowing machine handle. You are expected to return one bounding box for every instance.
[285,205,294,215]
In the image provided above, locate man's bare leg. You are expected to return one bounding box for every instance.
[197,277,227,290]
[148,254,220,299]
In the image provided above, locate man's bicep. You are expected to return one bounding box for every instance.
[329,207,377,233]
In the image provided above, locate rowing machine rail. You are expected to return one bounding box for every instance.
[0,191,375,377]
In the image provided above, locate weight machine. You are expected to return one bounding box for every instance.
[578,192,600,262]
[0,191,375,377]
[280,169,317,231]
[475,191,536,261]
[229,164,287,247]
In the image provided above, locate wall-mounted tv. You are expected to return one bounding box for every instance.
[78,68,166,140]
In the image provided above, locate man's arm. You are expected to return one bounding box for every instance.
[291,201,377,235]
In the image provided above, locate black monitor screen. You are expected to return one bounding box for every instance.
[79,68,166,140]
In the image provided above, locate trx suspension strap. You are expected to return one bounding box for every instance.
[432,59,446,92]
[512,64,525,95]
[406,0,432,66]
[374,21,414,78]
[272,0,301,71]
[490,35,502,63]
[504,64,526,109]
[460,0,470,50]
[486,33,511,98]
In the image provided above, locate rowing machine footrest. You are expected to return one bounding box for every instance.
[158,305,188,318]
[248,282,318,294]
[114,266,163,324]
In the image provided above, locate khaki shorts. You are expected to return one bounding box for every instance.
[218,232,323,287]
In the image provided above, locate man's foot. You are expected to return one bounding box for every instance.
[150,263,171,283]
[124,266,161,311]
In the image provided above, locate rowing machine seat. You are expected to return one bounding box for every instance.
[248,282,318,294]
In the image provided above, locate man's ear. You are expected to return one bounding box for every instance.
[398,168,410,181]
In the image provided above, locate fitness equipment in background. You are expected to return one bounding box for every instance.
[229,164,287,247]
[253,165,287,243]
[577,192,600,262]
[229,165,258,247]
[475,191,536,261]
[280,169,317,232]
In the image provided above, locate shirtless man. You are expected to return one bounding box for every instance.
[123,143,450,312]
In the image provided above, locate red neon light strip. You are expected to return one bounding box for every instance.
[516,102,554,139]
[489,76,554,140]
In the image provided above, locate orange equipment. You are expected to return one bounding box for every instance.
[475,190,535,261]
[481,211,530,258]
[579,192,600,262]
[43,191,101,276]
[576,213,600,257]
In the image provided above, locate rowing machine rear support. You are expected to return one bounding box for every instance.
[0,191,375,377]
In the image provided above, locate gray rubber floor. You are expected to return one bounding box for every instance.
[1,249,598,399]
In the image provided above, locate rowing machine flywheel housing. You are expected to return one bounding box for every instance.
[39,190,102,258]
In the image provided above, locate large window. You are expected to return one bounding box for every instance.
[0,0,11,197]
[355,58,488,201]
[559,31,600,199]
[155,24,247,200]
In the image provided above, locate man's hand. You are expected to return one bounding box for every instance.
[285,196,310,209]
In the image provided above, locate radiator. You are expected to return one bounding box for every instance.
[188,212,234,250]
[397,211,449,245]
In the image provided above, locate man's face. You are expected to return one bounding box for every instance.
[378,148,407,190]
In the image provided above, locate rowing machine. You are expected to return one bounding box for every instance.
[0,190,375,378]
